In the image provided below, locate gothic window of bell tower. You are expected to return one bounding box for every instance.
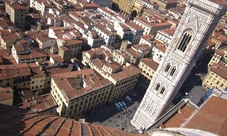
[160,87,165,94]
[155,83,160,91]
[165,63,171,72]
[169,66,176,76]
[177,30,193,52]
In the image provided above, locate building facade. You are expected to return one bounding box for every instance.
[82,46,141,102]
[5,1,29,31]
[51,69,113,117]
[202,63,227,90]
[131,0,227,130]
[137,58,159,91]
[133,16,172,35]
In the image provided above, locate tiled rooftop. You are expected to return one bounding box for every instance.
[110,65,141,81]
[210,63,227,80]
[184,96,227,136]
[0,87,13,101]
[52,69,112,100]
[135,17,172,28]
[16,46,48,60]
[162,104,195,128]
[19,94,57,113]
[126,22,144,31]
[0,63,31,80]
[28,63,47,78]
[140,58,159,70]
[0,103,147,135]
[209,0,227,6]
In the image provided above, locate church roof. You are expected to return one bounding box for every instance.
[0,104,147,136]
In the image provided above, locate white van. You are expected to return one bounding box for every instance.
[125,96,132,103]
[114,103,121,110]
[121,101,127,109]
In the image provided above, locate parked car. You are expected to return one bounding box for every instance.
[114,103,121,110]
[125,96,132,103]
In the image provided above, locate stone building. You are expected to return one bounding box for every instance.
[131,0,227,130]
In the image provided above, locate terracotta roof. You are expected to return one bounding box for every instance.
[0,47,16,64]
[114,50,130,59]
[120,24,131,31]
[209,0,227,6]
[81,3,99,8]
[211,32,227,42]
[65,39,83,45]
[126,22,144,31]
[98,7,115,15]
[16,46,48,60]
[28,63,47,78]
[49,54,64,63]
[135,17,172,28]
[184,96,227,136]
[0,63,31,80]
[14,44,24,52]
[141,34,155,43]
[104,61,121,70]
[94,23,116,36]
[45,64,72,76]
[214,45,227,56]
[133,44,152,55]
[163,104,195,128]
[36,33,52,42]
[140,58,159,71]
[1,33,21,42]
[210,63,227,80]
[19,94,57,113]
[126,48,141,58]
[163,28,176,36]
[85,48,106,59]
[90,58,103,69]
[0,104,146,136]
[0,29,11,36]
[154,40,167,53]
[52,69,112,100]
[110,65,141,81]
[0,87,13,101]
[6,1,29,10]
[206,40,216,48]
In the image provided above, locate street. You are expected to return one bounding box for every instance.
[84,51,213,132]
[84,89,146,133]
[173,50,213,105]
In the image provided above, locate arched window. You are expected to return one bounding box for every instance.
[170,67,176,76]
[177,30,193,52]
[160,87,165,94]
[155,83,160,91]
[165,63,171,72]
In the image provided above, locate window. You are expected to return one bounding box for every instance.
[160,87,165,94]
[155,83,160,91]
[170,67,176,76]
[177,30,193,52]
[165,63,171,72]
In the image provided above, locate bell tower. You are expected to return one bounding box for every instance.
[131,0,227,130]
